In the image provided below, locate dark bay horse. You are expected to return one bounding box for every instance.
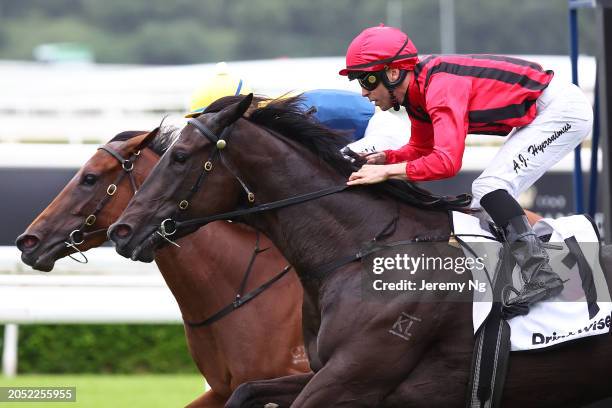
[108,95,612,407]
[15,129,309,408]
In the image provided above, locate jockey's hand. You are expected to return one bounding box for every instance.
[347,163,407,186]
[361,151,387,164]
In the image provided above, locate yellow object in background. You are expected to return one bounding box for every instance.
[185,62,253,118]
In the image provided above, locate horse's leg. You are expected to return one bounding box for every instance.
[301,284,323,371]
[289,321,439,406]
[225,373,314,408]
[286,362,395,407]
[186,389,227,408]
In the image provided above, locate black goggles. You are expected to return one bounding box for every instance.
[348,71,383,91]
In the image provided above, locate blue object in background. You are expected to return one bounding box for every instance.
[301,89,375,141]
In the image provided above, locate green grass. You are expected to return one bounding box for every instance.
[0,374,207,407]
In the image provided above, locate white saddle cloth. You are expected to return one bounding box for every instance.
[452,212,612,351]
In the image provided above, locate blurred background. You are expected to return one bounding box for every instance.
[0,0,599,63]
[0,1,608,407]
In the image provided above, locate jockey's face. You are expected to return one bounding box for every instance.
[359,68,411,111]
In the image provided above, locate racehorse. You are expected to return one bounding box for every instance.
[15,128,309,408]
[108,95,612,407]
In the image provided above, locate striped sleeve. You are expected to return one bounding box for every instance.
[404,74,470,181]
[383,118,433,164]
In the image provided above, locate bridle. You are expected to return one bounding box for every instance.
[152,115,473,265]
[61,136,292,328]
[151,116,350,327]
[157,117,350,242]
[153,117,301,328]
[147,114,473,324]
[164,117,470,234]
[157,118,262,245]
[64,145,141,263]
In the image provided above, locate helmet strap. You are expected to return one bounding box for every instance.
[381,69,408,111]
[389,91,401,112]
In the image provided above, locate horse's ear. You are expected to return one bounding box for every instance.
[135,127,159,151]
[214,93,254,129]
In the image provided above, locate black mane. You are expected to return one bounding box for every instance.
[107,128,172,157]
[217,96,355,175]
[109,130,147,143]
[198,95,471,210]
[204,95,471,211]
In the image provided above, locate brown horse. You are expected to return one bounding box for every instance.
[108,94,612,407]
[15,128,309,408]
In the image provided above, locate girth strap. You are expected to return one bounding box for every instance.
[304,234,451,282]
[184,265,293,327]
[466,245,514,408]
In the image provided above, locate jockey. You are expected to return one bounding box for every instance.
[342,25,593,314]
[299,89,407,152]
[185,62,253,118]
[185,63,407,152]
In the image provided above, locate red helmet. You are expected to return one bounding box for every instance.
[339,25,419,76]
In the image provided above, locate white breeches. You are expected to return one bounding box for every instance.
[471,75,593,208]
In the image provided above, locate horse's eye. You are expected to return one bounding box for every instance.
[82,174,98,186]
[173,151,188,164]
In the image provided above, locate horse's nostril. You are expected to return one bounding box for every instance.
[114,224,132,239]
[16,235,39,252]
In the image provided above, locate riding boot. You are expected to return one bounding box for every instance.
[504,215,564,308]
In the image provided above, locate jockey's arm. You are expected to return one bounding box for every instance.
[399,75,471,182]
[347,76,472,186]
[383,119,434,164]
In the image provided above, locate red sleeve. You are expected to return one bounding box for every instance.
[383,118,433,164]
[404,74,471,181]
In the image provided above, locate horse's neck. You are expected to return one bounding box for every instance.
[242,143,448,276]
[153,222,258,322]
[231,129,449,280]
[261,196,447,272]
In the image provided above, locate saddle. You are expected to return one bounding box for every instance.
[453,212,612,407]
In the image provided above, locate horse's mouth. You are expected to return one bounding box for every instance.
[130,232,163,263]
[20,239,68,272]
[129,222,201,262]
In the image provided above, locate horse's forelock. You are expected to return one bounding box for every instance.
[149,116,188,155]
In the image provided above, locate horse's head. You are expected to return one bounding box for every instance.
[15,130,158,271]
[108,94,256,262]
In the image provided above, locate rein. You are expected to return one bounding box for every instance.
[156,118,466,285]
[154,117,475,319]
[155,118,300,327]
[158,118,353,237]
[165,185,349,233]
[65,140,292,328]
